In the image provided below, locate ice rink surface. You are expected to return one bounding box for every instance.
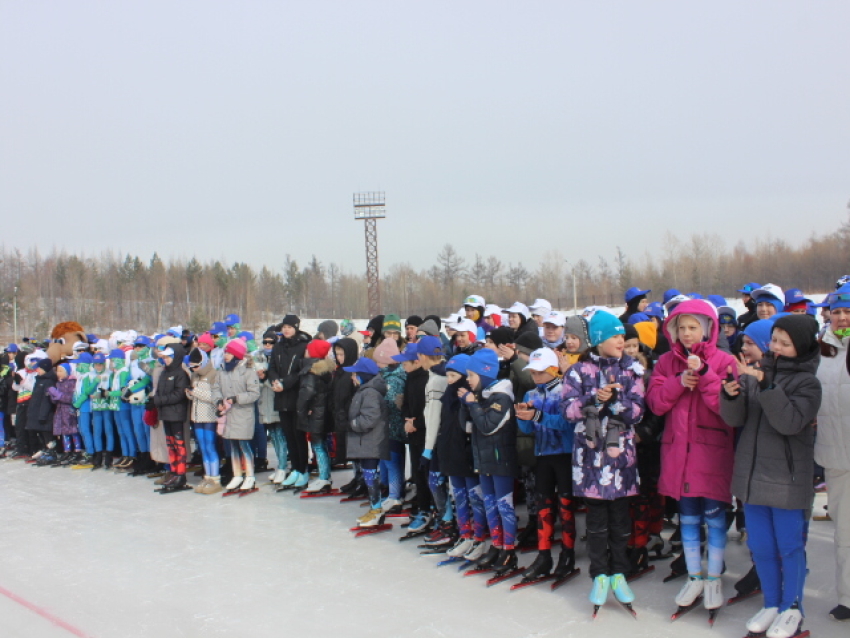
[0,457,845,638]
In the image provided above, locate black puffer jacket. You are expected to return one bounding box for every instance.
[330,338,358,434]
[720,347,822,510]
[460,378,519,477]
[267,331,311,412]
[153,344,190,422]
[296,357,334,435]
[401,366,429,447]
[26,369,57,433]
[435,378,476,477]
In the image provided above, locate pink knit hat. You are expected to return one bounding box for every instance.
[225,339,247,360]
[373,338,400,365]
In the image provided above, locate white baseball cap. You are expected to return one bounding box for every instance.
[751,283,784,304]
[448,318,478,337]
[542,311,566,327]
[506,302,531,320]
[463,295,486,308]
[523,347,560,372]
[529,299,552,315]
[484,304,502,317]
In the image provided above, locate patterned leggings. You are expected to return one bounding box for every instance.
[449,476,487,541]
[163,420,187,476]
[479,474,516,549]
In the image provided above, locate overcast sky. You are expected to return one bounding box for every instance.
[2,1,848,276]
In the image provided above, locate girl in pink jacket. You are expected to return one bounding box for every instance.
[646,299,737,616]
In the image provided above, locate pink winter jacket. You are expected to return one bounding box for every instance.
[646,299,738,504]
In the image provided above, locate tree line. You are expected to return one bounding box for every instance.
[1,215,848,338]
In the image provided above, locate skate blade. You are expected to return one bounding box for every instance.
[300,489,342,498]
[352,523,393,538]
[384,510,412,518]
[550,568,582,591]
[222,489,242,497]
[671,596,703,621]
[238,488,259,497]
[436,556,464,567]
[156,485,193,494]
[663,571,687,583]
[486,568,524,587]
[617,601,638,619]
[510,574,556,591]
[626,565,656,582]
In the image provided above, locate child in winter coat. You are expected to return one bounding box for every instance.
[373,338,407,511]
[344,357,390,528]
[332,338,360,493]
[562,310,644,610]
[516,348,577,583]
[213,339,260,493]
[187,348,222,494]
[721,314,821,638]
[297,339,335,493]
[256,333,287,485]
[127,336,153,475]
[460,349,519,576]
[89,353,115,469]
[646,299,737,616]
[72,353,98,465]
[107,349,136,471]
[48,363,82,464]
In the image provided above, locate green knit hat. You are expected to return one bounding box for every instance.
[382,314,402,334]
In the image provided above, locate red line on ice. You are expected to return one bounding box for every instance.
[0,584,94,638]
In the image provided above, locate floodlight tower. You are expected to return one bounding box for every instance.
[353,192,386,317]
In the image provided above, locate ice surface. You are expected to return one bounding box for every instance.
[0,457,844,638]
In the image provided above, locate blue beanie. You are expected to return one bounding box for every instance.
[466,349,498,385]
[743,319,773,354]
[446,353,471,376]
[58,363,72,377]
[588,312,625,347]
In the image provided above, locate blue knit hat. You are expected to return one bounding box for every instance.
[466,349,498,386]
[445,353,470,376]
[743,319,773,354]
[588,311,625,347]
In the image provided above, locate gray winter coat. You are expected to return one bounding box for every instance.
[720,349,821,510]
[212,360,260,440]
[346,374,389,461]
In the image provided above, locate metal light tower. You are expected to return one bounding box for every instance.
[353,192,386,317]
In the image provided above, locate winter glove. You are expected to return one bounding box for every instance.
[145,397,155,410]
[582,405,602,449]
[758,357,776,391]
[121,388,132,400]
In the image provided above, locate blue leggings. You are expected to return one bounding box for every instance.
[194,423,220,477]
[429,471,454,522]
[380,440,405,499]
[130,404,149,453]
[745,504,807,614]
[0,411,5,445]
[92,410,115,452]
[268,425,288,469]
[115,406,136,457]
[77,411,94,454]
[250,404,267,460]
[479,474,517,549]
[229,439,254,477]
[312,434,330,481]
[450,476,486,541]
[680,496,727,577]
[361,458,382,508]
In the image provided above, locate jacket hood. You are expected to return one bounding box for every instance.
[280,331,312,348]
[304,357,335,377]
[481,377,514,401]
[335,337,360,368]
[165,343,187,371]
[663,299,719,359]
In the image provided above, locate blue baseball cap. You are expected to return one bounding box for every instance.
[134,335,152,347]
[644,302,665,319]
[108,348,126,360]
[416,336,443,357]
[624,287,650,303]
[627,312,651,324]
[5,343,19,353]
[784,288,812,306]
[225,314,241,327]
[342,357,380,375]
[445,353,470,375]
[738,282,762,295]
[827,284,850,311]
[92,353,107,364]
[707,295,726,308]
[237,331,254,341]
[392,342,419,363]
[75,352,93,364]
[662,289,682,304]
[687,292,704,300]
[743,320,773,353]
[86,333,99,344]
[210,322,227,335]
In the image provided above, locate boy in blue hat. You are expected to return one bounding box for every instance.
[460,348,519,576]
[343,357,390,527]
[620,287,651,324]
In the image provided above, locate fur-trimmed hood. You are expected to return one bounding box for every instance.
[304,357,335,377]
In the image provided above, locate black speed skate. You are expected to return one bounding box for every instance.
[156,474,191,494]
[663,552,688,582]
[510,551,555,590]
[486,550,523,586]
[465,545,500,576]
[728,564,762,605]
[550,547,581,590]
[626,546,656,582]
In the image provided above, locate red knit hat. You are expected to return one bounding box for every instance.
[197,332,215,349]
[307,339,331,360]
[225,339,247,360]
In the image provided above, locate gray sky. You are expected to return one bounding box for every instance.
[2,1,848,275]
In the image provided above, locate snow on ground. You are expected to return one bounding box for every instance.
[0,455,844,638]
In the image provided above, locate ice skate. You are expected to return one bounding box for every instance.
[465,545,500,575]
[521,551,553,582]
[305,479,332,493]
[198,476,223,495]
[830,604,850,621]
[746,607,779,636]
[550,547,581,591]
[238,476,258,496]
[291,471,309,493]
[672,576,704,621]
[223,475,243,495]
[446,537,474,558]
[590,575,610,618]
[194,476,210,492]
[357,508,385,527]
[270,468,287,484]
[486,550,523,586]
[730,564,762,605]
[704,576,723,625]
[766,607,803,638]
[626,546,655,582]
[157,474,190,494]
[278,469,300,490]
[462,540,486,562]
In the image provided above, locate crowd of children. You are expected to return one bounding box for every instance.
[1,282,849,638]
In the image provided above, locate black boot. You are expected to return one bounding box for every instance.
[494,549,518,575]
[340,476,359,493]
[553,547,576,578]
[103,451,113,469]
[734,564,761,597]
[522,551,553,580]
[129,452,147,477]
[476,545,501,569]
[90,451,103,471]
[628,546,649,577]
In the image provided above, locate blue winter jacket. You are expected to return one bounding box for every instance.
[517,377,574,456]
